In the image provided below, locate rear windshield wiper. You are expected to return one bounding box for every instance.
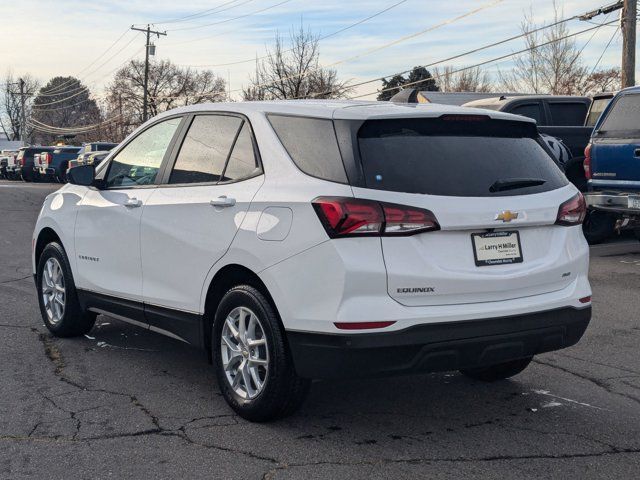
[489,178,546,193]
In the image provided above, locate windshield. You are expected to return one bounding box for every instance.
[586,97,612,127]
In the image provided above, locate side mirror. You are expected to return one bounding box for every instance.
[67,164,95,186]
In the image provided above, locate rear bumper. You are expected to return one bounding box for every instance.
[585,191,640,215]
[287,306,591,379]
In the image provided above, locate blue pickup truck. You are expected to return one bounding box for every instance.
[584,86,640,242]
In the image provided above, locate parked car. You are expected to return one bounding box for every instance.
[66,150,110,179]
[3,150,19,179]
[0,150,17,178]
[0,156,8,179]
[583,86,640,242]
[463,95,592,191]
[36,146,81,182]
[16,146,56,182]
[75,142,117,164]
[33,101,592,422]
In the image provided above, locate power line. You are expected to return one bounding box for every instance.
[320,2,623,98]
[156,0,502,100]
[39,29,133,96]
[349,19,618,99]
[167,0,293,32]
[589,25,621,75]
[149,0,254,26]
[178,0,408,65]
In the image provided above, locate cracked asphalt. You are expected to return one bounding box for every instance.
[1,180,640,479]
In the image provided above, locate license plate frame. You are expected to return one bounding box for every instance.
[628,196,640,210]
[471,231,523,267]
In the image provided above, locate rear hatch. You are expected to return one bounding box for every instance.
[353,115,581,307]
[590,92,640,190]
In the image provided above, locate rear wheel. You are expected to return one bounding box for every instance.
[37,243,96,337]
[634,229,640,242]
[460,357,533,382]
[582,210,615,245]
[212,285,310,422]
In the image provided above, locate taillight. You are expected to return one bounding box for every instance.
[312,197,440,238]
[42,153,52,166]
[583,144,592,180]
[556,193,586,226]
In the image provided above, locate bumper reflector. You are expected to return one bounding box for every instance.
[579,296,591,304]
[334,321,396,330]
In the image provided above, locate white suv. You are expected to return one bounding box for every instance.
[33,101,592,421]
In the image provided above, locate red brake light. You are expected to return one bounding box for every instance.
[583,144,592,180]
[312,197,440,238]
[43,153,52,166]
[556,193,587,226]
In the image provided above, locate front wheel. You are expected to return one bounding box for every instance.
[460,357,533,382]
[212,285,310,422]
[37,242,96,337]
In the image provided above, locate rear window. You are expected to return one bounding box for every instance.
[357,117,568,197]
[599,94,640,133]
[585,97,612,127]
[548,102,587,126]
[268,115,347,183]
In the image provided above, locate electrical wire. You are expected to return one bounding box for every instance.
[148,0,254,26]
[167,0,293,32]
[589,24,621,75]
[155,0,503,100]
[177,0,408,64]
[348,19,618,99]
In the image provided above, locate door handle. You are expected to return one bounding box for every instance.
[634,149,640,157]
[124,197,142,208]
[210,196,236,207]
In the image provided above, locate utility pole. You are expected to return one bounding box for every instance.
[621,0,637,87]
[131,25,166,123]
[19,79,26,143]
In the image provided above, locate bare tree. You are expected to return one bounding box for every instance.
[434,66,493,92]
[242,26,351,101]
[106,59,226,137]
[1,72,39,141]
[30,76,102,144]
[500,2,589,94]
[580,68,621,95]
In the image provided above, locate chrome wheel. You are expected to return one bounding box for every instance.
[42,257,65,325]
[220,306,269,399]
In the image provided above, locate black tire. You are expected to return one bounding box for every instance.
[212,285,310,422]
[460,356,533,382]
[36,242,96,337]
[634,229,640,242]
[21,173,32,182]
[582,210,616,245]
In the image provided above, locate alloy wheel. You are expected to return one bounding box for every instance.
[42,257,66,325]
[220,306,269,399]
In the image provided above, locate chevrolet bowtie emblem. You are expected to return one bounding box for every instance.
[495,210,519,222]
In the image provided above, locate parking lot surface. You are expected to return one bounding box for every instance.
[1,180,640,479]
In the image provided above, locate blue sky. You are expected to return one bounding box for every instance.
[1,0,628,100]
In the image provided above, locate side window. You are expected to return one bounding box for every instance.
[169,115,242,184]
[221,122,260,182]
[105,117,181,188]
[548,102,588,126]
[510,103,543,124]
[268,115,347,183]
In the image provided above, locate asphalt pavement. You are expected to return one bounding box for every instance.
[1,180,640,479]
